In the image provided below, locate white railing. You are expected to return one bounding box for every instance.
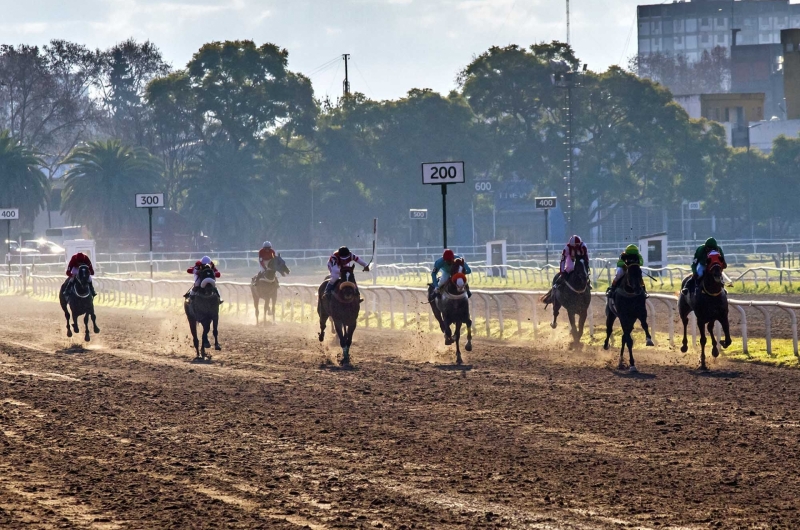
[2,272,798,360]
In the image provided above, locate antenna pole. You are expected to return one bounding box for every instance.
[342,54,351,97]
[566,0,570,45]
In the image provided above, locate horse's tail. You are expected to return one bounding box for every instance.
[539,288,554,306]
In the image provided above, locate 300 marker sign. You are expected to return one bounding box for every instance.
[135,194,164,208]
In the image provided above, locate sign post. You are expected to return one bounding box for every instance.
[1,208,19,287]
[421,161,465,248]
[535,197,557,264]
[136,194,164,298]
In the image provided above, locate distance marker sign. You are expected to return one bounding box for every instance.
[135,194,164,208]
[421,161,465,185]
[0,209,19,220]
[535,197,557,209]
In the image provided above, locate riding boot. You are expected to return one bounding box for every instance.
[428,287,439,303]
[465,285,472,298]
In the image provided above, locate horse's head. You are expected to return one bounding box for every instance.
[624,264,643,293]
[198,264,217,290]
[76,264,91,286]
[273,254,291,277]
[573,258,588,283]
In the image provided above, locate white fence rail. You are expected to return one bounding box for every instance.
[2,272,798,360]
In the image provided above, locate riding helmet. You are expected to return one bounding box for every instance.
[705,237,718,249]
[569,235,583,246]
[625,244,639,255]
[201,256,212,265]
[263,241,272,249]
[442,249,455,262]
[338,246,351,258]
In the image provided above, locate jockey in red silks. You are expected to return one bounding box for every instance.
[185,255,221,299]
[64,252,96,297]
[323,246,369,299]
[258,241,277,276]
[555,235,590,286]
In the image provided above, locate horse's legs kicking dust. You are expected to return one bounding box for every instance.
[707,321,719,359]
[603,308,615,350]
[698,319,709,371]
[212,315,221,351]
[454,321,463,365]
[465,318,473,352]
[91,312,99,334]
[83,313,90,342]
[551,297,561,329]
[639,313,655,347]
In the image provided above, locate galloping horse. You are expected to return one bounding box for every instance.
[603,264,654,372]
[317,266,364,366]
[429,259,472,365]
[59,264,99,342]
[679,252,732,371]
[251,255,291,324]
[544,258,591,343]
[184,264,222,360]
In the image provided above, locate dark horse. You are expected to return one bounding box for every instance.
[603,264,654,372]
[428,260,472,365]
[251,255,291,324]
[543,258,591,344]
[678,253,732,371]
[317,266,364,366]
[59,264,99,342]
[184,264,222,360]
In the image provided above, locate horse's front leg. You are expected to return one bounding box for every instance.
[680,313,690,353]
[90,311,100,334]
[604,309,615,350]
[188,319,200,358]
[334,320,349,365]
[213,315,221,351]
[551,296,561,329]
[577,309,587,343]
[698,320,708,371]
[465,316,473,352]
[625,322,636,372]
[454,321,463,365]
[63,306,73,338]
[252,293,260,324]
[720,315,732,349]
[442,315,454,345]
[707,321,719,359]
[83,313,90,342]
[72,312,80,334]
[639,311,654,347]
[201,320,211,351]
[318,303,327,342]
[567,310,579,343]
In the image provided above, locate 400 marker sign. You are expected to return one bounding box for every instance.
[421,161,465,185]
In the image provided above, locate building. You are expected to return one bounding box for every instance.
[700,92,765,121]
[782,28,800,118]
[731,43,784,119]
[638,0,800,62]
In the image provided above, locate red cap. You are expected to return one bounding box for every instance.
[443,249,455,262]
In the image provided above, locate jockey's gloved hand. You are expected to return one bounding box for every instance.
[363,266,370,272]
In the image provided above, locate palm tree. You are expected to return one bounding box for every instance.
[0,131,47,228]
[61,140,163,241]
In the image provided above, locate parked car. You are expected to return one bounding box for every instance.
[5,240,39,256]
[22,239,65,255]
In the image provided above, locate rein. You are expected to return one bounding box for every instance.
[701,265,724,297]
[441,289,468,301]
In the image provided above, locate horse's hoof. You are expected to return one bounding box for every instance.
[712,348,719,358]
[456,357,463,365]
[66,330,72,338]
[85,335,90,342]
[680,345,688,353]
[72,325,79,333]
[550,322,557,329]
[444,337,454,346]
[603,342,609,351]
[721,339,731,349]
[215,345,222,351]
[318,333,325,342]
[629,365,638,373]
[699,364,710,372]
[202,341,211,349]
[465,343,472,352]
[646,338,655,347]
[93,327,100,334]
[618,363,626,371]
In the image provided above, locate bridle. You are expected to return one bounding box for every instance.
[701,263,724,297]
[71,266,92,299]
[563,260,589,294]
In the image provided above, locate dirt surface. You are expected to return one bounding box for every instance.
[1,297,800,529]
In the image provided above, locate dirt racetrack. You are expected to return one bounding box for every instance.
[1,297,800,529]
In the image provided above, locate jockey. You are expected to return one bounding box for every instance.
[692,237,727,280]
[323,246,369,299]
[554,235,590,286]
[608,244,644,297]
[185,255,222,300]
[64,252,96,297]
[258,241,276,276]
[429,249,472,301]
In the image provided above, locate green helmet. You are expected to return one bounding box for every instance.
[625,244,639,255]
[705,237,718,248]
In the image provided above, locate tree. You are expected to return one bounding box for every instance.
[0,131,47,228]
[61,140,163,241]
[630,47,730,95]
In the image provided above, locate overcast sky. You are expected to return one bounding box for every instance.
[1,0,644,100]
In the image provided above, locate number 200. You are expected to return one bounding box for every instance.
[429,166,458,179]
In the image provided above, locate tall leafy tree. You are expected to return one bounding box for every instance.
[61,140,163,240]
[0,131,47,228]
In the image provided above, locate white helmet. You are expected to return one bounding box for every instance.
[263,241,272,249]
[200,256,212,265]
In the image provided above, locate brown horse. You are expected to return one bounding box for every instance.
[251,255,291,324]
[317,265,364,366]
[429,260,472,365]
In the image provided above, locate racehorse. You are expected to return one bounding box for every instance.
[603,264,654,372]
[317,265,364,366]
[59,264,99,342]
[544,258,591,344]
[251,255,291,324]
[678,252,732,371]
[184,264,222,360]
[428,259,472,365]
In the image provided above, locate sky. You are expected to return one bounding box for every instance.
[0,0,644,101]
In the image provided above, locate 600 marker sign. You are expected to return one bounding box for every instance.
[0,209,19,220]
[135,194,164,208]
[421,162,465,185]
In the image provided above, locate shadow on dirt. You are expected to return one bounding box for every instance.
[189,358,214,365]
[435,364,474,372]
[318,363,359,373]
[56,345,88,355]
[610,369,657,380]
[690,369,741,379]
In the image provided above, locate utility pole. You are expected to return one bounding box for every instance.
[566,0,570,45]
[342,54,351,97]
